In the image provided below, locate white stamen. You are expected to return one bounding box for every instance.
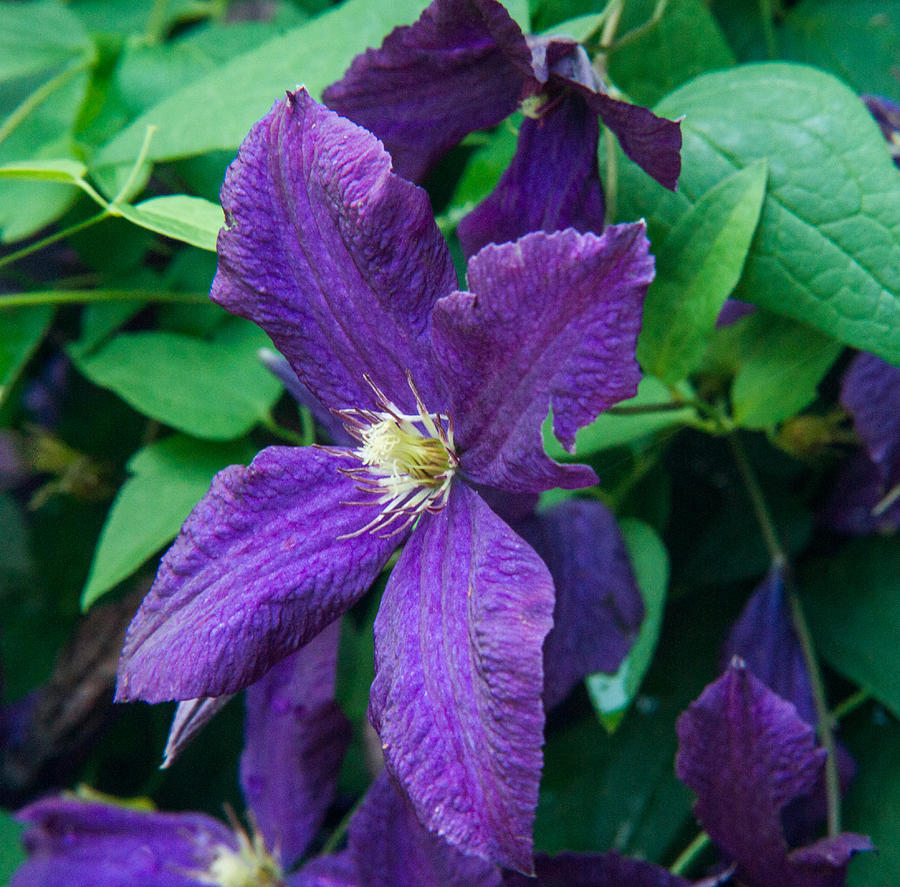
[334,373,458,538]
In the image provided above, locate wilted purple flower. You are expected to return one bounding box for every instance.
[114,89,652,871]
[862,94,900,167]
[323,0,681,255]
[823,352,900,534]
[675,661,871,887]
[13,624,349,887]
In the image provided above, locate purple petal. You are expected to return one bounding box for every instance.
[516,500,643,710]
[342,772,501,887]
[716,297,757,327]
[821,451,900,535]
[502,851,691,886]
[369,482,554,872]
[292,854,360,887]
[862,94,900,167]
[676,662,871,887]
[212,88,457,413]
[787,834,875,887]
[162,695,234,768]
[547,43,681,191]
[116,446,400,702]
[840,352,900,485]
[432,224,653,493]
[722,567,815,726]
[457,91,605,258]
[322,0,535,183]
[240,621,351,870]
[13,797,236,887]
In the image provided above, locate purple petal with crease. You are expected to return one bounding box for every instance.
[12,798,235,887]
[432,225,652,493]
[370,482,553,873]
[116,446,400,702]
[162,694,234,768]
[502,851,690,886]
[516,500,643,710]
[722,567,814,725]
[676,662,872,887]
[457,91,605,258]
[822,451,900,535]
[546,42,681,191]
[240,621,350,871]
[343,771,501,887]
[840,352,900,484]
[213,88,457,413]
[323,0,535,183]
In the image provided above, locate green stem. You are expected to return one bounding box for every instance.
[728,432,842,837]
[298,405,316,448]
[760,0,778,59]
[831,688,872,722]
[606,400,687,416]
[110,125,158,207]
[261,413,307,446]
[604,126,618,225]
[606,0,670,52]
[0,60,91,149]
[0,211,108,270]
[145,0,170,44]
[0,289,208,308]
[669,830,711,876]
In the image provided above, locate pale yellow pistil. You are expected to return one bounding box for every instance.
[337,373,458,538]
[197,818,284,887]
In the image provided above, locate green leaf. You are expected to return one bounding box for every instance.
[0,305,54,407]
[586,519,669,732]
[92,0,432,172]
[804,536,900,720]
[539,11,605,41]
[617,63,900,364]
[844,713,900,887]
[81,435,256,609]
[0,1,92,82]
[0,158,87,184]
[543,376,695,459]
[69,318,282,439]
[608,0,735,106]
[116,195,223,251]
[779,0,900,98]
[730,312,842,428]
[637,160,768,383]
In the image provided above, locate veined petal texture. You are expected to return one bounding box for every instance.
[116,446,399,702]
[369,482,554,872]
[502,851,691,886]
[213,88,457,413]
[12,798,235,887]
[240,621,351,871]
[433,225,652,492]
[323,0,534,183]
[342,772,501,887]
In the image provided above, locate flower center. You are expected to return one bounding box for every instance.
[335,373,458,538]
[198,821,284,887]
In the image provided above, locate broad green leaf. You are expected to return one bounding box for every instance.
[617,63,900,364]
[116,195,223,251]
[804,536,900,720]
[608,0,735,106]
[81,435,256,609]
[543,376,695,459]
[0,1,92,82]
[637,160,768,383]
[69,318,282,439]
[0,305,54,407]
[586,519,669,732]
[731,312,842,428]
[844,714,900,887]
[539,11,605,41]
[780,0,900,98]
[92,0,432,172]
[0,158,87,184]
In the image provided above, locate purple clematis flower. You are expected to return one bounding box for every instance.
[822,352,900,534]
[323,0,681,255]
[114,89,653,872]
[13,623,350,887]
[862,94,900,168]
[675,660,872,887]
